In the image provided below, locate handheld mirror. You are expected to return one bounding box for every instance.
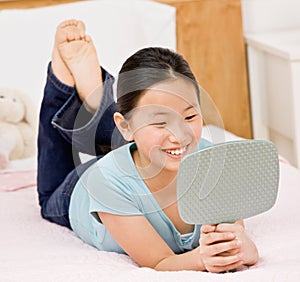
[177,140,280,224]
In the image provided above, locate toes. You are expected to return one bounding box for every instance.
[76,20,86,38]
[56,19,86,43]
[66,31,82,42]
[84,35,92,43]
[58,19,78,29]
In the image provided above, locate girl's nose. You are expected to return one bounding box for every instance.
[168,123,190,144]
[168,134,178,143]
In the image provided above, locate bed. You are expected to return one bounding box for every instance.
[1,1,300,281]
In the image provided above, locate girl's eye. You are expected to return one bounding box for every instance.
[185,114,197,121]
[150,122,167,126]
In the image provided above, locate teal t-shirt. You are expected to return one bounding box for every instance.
[69,138,211,254]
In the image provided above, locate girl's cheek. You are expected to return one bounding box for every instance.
[191,123,202,141]
[152,130,168,144]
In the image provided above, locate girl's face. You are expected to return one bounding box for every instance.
[115,78,203,179]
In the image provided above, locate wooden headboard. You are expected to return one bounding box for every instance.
[0,0,82,9]
[0,0,252,139]
[156,0,252,139]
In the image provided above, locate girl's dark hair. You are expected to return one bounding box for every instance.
[116,47,200,117]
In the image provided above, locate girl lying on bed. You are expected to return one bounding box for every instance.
[37,20,258,273]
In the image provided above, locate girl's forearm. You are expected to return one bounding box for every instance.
[154,247,206,272]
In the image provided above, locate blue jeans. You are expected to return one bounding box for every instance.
[37,63,124,229]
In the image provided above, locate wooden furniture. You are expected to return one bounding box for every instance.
[0,0,252,138]
[0,0,83,9]
[155,0,252,138]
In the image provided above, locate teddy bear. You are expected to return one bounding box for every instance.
[0,88,37,169]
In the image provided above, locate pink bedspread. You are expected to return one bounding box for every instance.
[0,161,300,281]
[0,170,37,192]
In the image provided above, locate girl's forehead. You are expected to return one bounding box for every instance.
[137,78,199,108]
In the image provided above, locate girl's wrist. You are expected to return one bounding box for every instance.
[153,248,206,271]
[191,247,207,271]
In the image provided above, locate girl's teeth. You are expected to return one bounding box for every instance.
[167,147,186,155]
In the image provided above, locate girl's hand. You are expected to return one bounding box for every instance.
[215,222,259,266]
[199,222,258,273]
[199,224,243,273]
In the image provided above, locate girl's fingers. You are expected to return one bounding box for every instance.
[218,247,240,257]
[200,238,240,257]
[210,253,241,267]
[200,231,236,245]
[206,258,243,273]
[201,224,217,234]
[210,240,240,256]
[216,223,244,234]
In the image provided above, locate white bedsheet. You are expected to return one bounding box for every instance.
[1,126,300,281]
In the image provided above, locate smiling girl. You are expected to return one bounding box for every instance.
[37,20,258,273]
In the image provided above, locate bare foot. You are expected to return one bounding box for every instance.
[51,19,86,87]
[58,24,103,112]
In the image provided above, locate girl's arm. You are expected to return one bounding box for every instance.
[98,212,243,272]
[99,212,204,271]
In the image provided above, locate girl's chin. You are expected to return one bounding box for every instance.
[163,160,181,173]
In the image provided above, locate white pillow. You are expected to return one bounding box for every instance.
[0,0,176,109]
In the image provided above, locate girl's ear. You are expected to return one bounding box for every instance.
[114,112,134,141]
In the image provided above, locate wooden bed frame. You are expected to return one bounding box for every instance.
[0,0,252,139]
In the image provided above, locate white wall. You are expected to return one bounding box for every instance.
[241,0,300,167]
[0,0,176,107]
[241,0,300,34]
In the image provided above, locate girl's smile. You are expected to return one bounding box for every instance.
[163,145,188,157]
[120,77,203,182]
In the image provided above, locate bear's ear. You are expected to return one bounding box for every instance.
[0,88,24,123]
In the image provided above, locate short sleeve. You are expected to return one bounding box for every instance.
[198,138,212,150]
[80,163,143,222]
